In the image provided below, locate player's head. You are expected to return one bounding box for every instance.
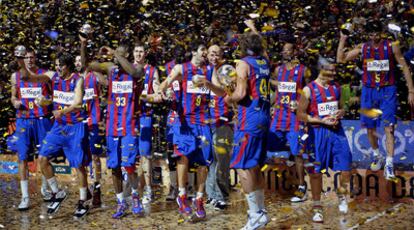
[281,40,296,61]
[173,44,187,64]
[24,48,37,70]
[133,42,146,64]
[208,44,223,66]
[239,32,264,57]
[366,20,382,43]
[189,40,207,64]
[75,55,82,72]
[318,56,336,81]
[56,52,75,77]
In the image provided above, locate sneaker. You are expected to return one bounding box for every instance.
[92,183,102,207]
[193,198,206,218]
[240,210,269,230]
[290,185,307,203]
[18,197,30,211]
[165,187,177,202]
[176,194,192,215]
[213,200,227,211]
[142,190,153,205]
[73,200,89,218]
[370,154,384,172]
[312,206,324,223]
[384,163,396,181]
[338,196,348,214]
[131,193,144,215]
[205,198,216,208]
[112,199,128,219]
[47,190,67,214]
[41,188,53,202]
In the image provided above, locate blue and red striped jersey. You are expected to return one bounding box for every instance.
[236,56,271,135]
[15,69,51,118]
[362,40,396,88]
[139,64,156,116]
[106,68,141,136]
[180,62,212,126]
[209,64,233,127]
[270,64,305,132]
[83,71,102,127]
[165,60,181,126]
[52,72,85,125]
[307,81,341,120]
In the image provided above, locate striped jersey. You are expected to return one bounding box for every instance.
[307,80,341,120]
[209,64,233,127]
[83,71,102,127]
[270,64,306,131]
[15,69,51,118]
[361,40,396,88]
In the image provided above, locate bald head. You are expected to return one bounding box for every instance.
[208,45,222,66]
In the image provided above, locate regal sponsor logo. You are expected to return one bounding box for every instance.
[259,67,270,75]
[187,81,209,94]
[20,87,42,99]
[112,81,133,94]
[83,88,95,101]
[53,90,75,105]
[317,101,338,116]
[367,60,390,72]
[278,82,296,93]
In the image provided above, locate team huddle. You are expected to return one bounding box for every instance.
[9,19,414,229]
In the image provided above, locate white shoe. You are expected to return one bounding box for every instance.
[338,197,348,214]
[370,154,384,172]
[41,188,53,202]
[312,208,323,223]
[290,185,307,203]
[384,163,396,181]
[142,191,153,205]
[18,197,30,211]
[240,210,269,230]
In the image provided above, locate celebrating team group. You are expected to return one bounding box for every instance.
[9,19,414,229]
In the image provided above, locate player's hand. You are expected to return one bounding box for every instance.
[224,94,232,105]
[12,100,22,109]
[349,96,360,105]
[99,46,114,56]
[79,34,87,44]
[321,116,337,126]
[339,31,348,41]
[53,110,63,119]
[335,109,345,119]
[408,93,414,108]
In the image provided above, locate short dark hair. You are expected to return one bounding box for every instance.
[26,47,36,55]
[173,44,186,64]
[134,41,147,50]
[239,32,264,57]
[118,41,131,55]
[365,20,382,33]
[58,52,75,72]
[189,40,205,53]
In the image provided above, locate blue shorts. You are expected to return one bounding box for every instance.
[307,126,352,173]
[106,135,138,168]
[139,116,153,157]
[88,124,104,156]
[13,118,52,161]
[40,122,90,168]
[361,85,397,128]
[267,129,300,159]
[230,131,267,169]
[173,124,212,166]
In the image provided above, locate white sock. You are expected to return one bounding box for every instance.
[116,192,124,202]
[131,188,138,195]
[245,192,260,213]
[47,177,59,193]
[196,192,203,199]
[80,187,87,201]
[144,185,152,193]
[313,200,322,207]
[298,185,306,190]
[20,180,29,198]
[372,149,380,157]
[178,187,186,196]
[41,176,48,191]
[255,189,265,210]
[386,156,393,165]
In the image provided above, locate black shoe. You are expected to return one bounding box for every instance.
[47,190,67,214]
[73,200,89,218]
[92,183,102,207]
[213,200,227,211]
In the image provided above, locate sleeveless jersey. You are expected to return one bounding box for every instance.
[209,64,233,127]
[270,64,305,131]
[139,64,156,116]
[361,40,396,88]
[307,81,341,120]
[106,68,140,136]
[15,69,51,118]
[83,71,102,127]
